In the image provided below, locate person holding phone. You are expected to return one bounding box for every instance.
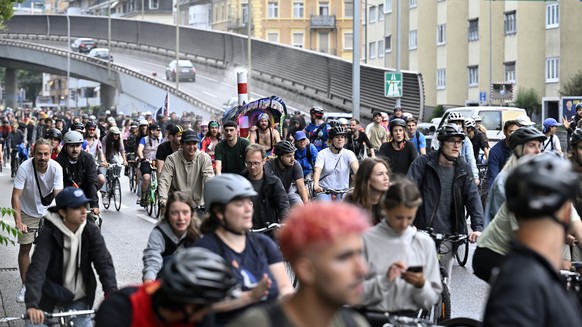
[359,177,442,322]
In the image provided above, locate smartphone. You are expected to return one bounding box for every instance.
[406,266,423,273]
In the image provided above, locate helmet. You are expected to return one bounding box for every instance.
[85,121,97,129]
[506,153,578,219]
[329,125,348,139]
[328,120,340,128]
[464,118,476,129]
[508,127,546,151]
[471,115,482,122]
[18,122,26,129]
[274,140,296,157]
[139,119,148,126]
[436,124,465,142]
[571,128,582,146]
[338,118,349,125]
[63,131,83,145]
[389,118,407,130]
[45,128,62,141]
[71,122,84,131]
[204,174,258,207]
[160,248,237,304]
[130,121,139,128]
[577,103,582,110]
[81,114,89,119]
[447,112,464,123]
[310,106,324,118]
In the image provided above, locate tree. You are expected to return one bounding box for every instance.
[560,71,582,97]
[0,207,19,246]
[513,87,541,117]
[0,0,25,27]
[431,105,445,120]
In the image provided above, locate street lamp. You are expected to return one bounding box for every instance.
[247,0,252,94]
[352,0,361,120]
[176,0,180,90]
[66,11,71,110]
[108,0,112,80]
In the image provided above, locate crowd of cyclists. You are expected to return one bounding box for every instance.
[5,103,582,326]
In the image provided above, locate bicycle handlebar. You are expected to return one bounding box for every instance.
[0,309,95,324]
[249,223,284,233]
[316,187,351,195]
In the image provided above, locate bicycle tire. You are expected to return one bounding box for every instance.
[439,317,482,327]
[102,188,111,210]
[146,191,154,215]
[113,178,122,211]
[129,165,135,192]
[455,239,469,267]
[440,282,452,323]
[154,190,160,218]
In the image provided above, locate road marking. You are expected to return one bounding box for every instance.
[202,91,217,98]
[138,214,158,224]
[198,75,218,83]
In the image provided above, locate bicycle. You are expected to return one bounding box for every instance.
[126,152,137,193]
[10,148,19,178]
[316,187,351,201]
[250,222,298,288]
[361,312,482,327]
[102,163,123,211]
[146,162,160,218]
[303,177,315,199]
[0,309,95,326]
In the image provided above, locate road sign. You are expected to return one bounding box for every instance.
[480,91,486,102]
[385,72,403,98]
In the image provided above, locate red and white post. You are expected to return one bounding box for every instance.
[237,71,248,106]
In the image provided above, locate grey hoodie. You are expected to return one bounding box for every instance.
[142,221,188,281]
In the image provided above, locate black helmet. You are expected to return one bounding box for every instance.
[506,153,578,219]
[508,127,546,151]
[571,128,582,146]
[45,128,62,141]
[310,106,324,118]
[85,121,97,129]
[274,140,296,157]
[160,248,238,304]
[436,124,465,142]
[577,103,582,110]
[389,118,407,130]
[329,125,348,139]
[71,122,84,131]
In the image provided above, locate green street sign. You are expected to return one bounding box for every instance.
[385,72,403,98]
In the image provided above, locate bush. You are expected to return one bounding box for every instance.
[513,87,541,117]
[431,105,445,120]
[0,208,19,246]
[560,71,582,97]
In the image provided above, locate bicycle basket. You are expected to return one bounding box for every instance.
[109,165,122,178]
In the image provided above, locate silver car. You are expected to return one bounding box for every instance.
[88,48,113,62]
[165,60,196,82]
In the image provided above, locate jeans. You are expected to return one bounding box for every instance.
[25,298,93,327]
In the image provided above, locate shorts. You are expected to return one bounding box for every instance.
[139,161,152,175]
[17,212,42,245]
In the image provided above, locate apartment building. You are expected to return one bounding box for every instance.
[365,0,582,114]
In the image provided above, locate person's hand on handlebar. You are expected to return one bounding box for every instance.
[26,308,44,325]
[313,183,322,194]
[468,231,481,243]
[91,207,100,216]
[101,161,109,168]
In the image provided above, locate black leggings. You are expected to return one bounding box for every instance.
[472,246,507,284]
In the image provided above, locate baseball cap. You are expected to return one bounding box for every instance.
[393,106,402,112]
[107,117,116,124]
[373,112,382,118]
[145,111,152,116]
[149,123,160,131]
[181,130,200,143]
[259,113,270,121]
[56,187,90,210]
[201,121,209,127]
[294,131,307,141]
[515,114,535,127]
[543,118,561,128]
[109,126,121,134]
[168,124,184,136]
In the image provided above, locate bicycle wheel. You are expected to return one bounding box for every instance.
[154,190,160,218]
[102,186,111,210]
[455,239,470,267]
[128,165,135,192]
[440,317,482,327]
[10,157,16,178]
[113,178,122,211]
[146,188,154,216]
[439,283,452,322]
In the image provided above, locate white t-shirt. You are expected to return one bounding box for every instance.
[14,158,64,218]
[315,148,357,190]
[542,134,562,153]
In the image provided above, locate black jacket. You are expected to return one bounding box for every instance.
[484,241,582,326]
[55,151,99,208]
[242,170,290,229]
[25,217,117,311]
[407,150,484,234]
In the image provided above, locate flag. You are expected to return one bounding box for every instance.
[154,92,169,121]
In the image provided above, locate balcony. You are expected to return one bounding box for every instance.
[227,18,249,31]
[310,15,336,29]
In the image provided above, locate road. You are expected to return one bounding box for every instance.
[0,165,488,326]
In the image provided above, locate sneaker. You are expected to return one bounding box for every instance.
[16,284,25,303]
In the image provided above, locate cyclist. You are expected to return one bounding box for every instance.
[230,202,370,327]
[305,106,330,151]
[485,120,520,190]
[313,126,359,200]
[192,174,293,325]
[483,155,582,326]
[249,113,281,157]
[8,121,26,167]
[265,140,309,205]
[406,117,426,156]
[214,120,251,175]
[407,124,484,280]
[344,157,391,225]
[570,128,582,215]
[360,177,441,320]
[25,187,117,327]
[45,128,62,160]
[200,120,221,171]
[142,191,202,283]
[464,118,489,163]
[378,118,417,175]
[55,131,100,217]
[472,115,488,135]
[541,117,563,155]
[83,121,107,193]
[155,124,183,175]
[196,120,208,142]
[12,138,63,303]
[97,247,237,327]
[347,118,375,160]
[158,130,214,209]
[563,102,582,150]
[136,119,149,145]
[366,112,388,151]
[390,105,405,124]
[293,130,318,178]
[137,123,163,207]
[180,115,192,131]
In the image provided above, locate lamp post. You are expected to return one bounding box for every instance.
[395,0,401,108]
[352,0,361,120]
[66,12,71,110]
[247,0,252,94]
[141,0,145,20]
[108,0,112,80]
[176,0,180,90]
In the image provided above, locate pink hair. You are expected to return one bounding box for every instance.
[278,202,370,263]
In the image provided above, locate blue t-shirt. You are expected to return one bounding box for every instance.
[295,144,318,177]
[486,140,511,190]
[305,122,330,151]
[409,132,426,155]
[192,232,282,325]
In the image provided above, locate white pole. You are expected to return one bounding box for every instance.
[108,0,112,80]
[176,1,180,90]
[395,0,401,108]
[67,13,70,110]
[247,0,252,95]
[488,0,492,106]
[352,0,361,120]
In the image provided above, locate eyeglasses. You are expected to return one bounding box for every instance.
[444,139,463,146]
[245,161,262,167]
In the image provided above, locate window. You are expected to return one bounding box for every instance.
[369,42,377,59]
[385,0,392,13]
[409,29,417,50]
[409,0,417,8]
[293,1,304,18]
[378,4,384,21]
[385,35,391,52]
[149,0,158,9]
[468,66,479,87]
[378,39,384,58]
[369,6,377,23]
[504,62,516,83]
[546,3,559,28]
[343,32,353,50]
[242,4,248,24]
[292,32,304,48]
[437,68,446,89]
[268,2,278,18]
[504,11,516,35]
[545,57,559,82]
[344,0,353,18]
[437,24,446,45]
[468,19,478,41]
[267,32,279,42]
[319,2,329,15]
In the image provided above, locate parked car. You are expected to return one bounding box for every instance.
[71,38,97,53]
[88,48,113,62]
[165,60,196,82]
[417,122,438,150]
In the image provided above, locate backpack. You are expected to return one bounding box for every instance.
[309,123,328,144]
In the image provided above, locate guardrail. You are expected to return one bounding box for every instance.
[2,14,425,121]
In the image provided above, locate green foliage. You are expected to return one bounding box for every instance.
[513,87,541,117]
[431,105,445,120]
[0,0,24,28]
[560,71,582,97]
[0,207,19,246]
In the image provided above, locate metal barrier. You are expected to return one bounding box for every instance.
[2,14,425,121]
